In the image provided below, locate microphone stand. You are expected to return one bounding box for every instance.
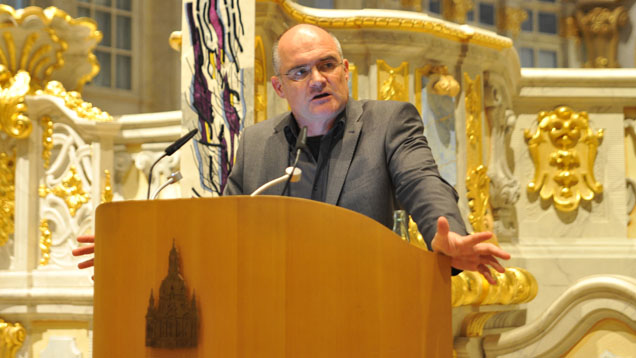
[281,126,307,196]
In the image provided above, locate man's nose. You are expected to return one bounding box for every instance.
[308,66,327,88]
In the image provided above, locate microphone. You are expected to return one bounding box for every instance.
[147,128,199,199]
[281,127,307,196]
[164,128,198,155]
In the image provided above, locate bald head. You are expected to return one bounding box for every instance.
[272,24,343,75]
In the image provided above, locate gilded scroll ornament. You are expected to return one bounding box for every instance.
[40,166,90,217]
[467,165,490,233]
[41,116,53,169]
[263,0,513,50]
[498,8,528,38]
[101,170,113,203]
[0,318,26,358]
[524,106,603,212]
[0,5,102,90]
[451,267,538,307]
[576,6,627,68]
[254,36,267,124]
[36,81,112,122]
[443,0,474,24]
[39,219,52,266]
[0,67,31,138]
[377,60,408,102]
[0,149,16,247]
[415,65,459,113]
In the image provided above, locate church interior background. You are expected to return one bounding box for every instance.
[1,0,636,356]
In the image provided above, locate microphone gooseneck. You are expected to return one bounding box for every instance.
[281,126,307,196]
[146,128,199,199]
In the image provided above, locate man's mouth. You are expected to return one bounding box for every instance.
[312,93,330,100]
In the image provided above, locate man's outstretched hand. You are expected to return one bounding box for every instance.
[431,216,511,284]
[72,235,95,271]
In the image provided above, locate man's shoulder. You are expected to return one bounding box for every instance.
[243,112,289,136]
[352,99,417,114]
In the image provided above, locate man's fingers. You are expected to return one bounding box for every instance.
[77,258,94,269]
[72,245,94,256]
[436,216,450,238]
[77,235,95,243]
[473,243,511,260]
[478,264,496,284]
[482,256,506,273]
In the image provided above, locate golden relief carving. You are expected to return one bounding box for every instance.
[39,166,90,217]
[261,0,512,50]
[525,106,603,212]
[36,81,112,122]
[254,36,267,124]
[415,64,460,114]
[0,149,16,247]
[349,63,358,100]
[0,5,102,90]
[101,170,113,203]
[576,6,627,68]
[40,116,53,169]
[377,59,408,102]
[39,219,52,266]
[461,311,497,337]
[451,267,538,307]
[498,8,528,38]
[0,318,26,358]
[169,31,182,52]
[443,0,474,24]
[464,73,493,234]
[0,67,31,138]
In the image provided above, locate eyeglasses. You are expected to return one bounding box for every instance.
[281,59,343,82]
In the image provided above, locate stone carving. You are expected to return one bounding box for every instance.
[0,67,31,139]
[146,242,198,349]
[525,106,603,212]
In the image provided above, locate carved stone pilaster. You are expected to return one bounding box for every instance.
[575,2,628,68]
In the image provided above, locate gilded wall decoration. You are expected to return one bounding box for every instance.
[348,63,358,100]
[0,5,102,90]
[40,166,89,217]
[464,73,491,233]
[498,8,528,38]
[442,0,474,24]
[451,267,538,307]
[0,318,26,358]
[254,36,267,124]
[263,0,513,50]
[525,106,603,212]
[0,149,15,247]
[41,116,53,168]
[39,219,52,266]
[101,170,113,203]
[169,31,182,52]
[576,6,627,68]
[377,59,408,102]
[0,67,31,138]
[37,81,112,122]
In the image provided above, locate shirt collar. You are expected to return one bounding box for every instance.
[283,111,346,147]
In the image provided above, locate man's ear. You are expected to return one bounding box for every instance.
[343,59,350,82]
[271,76,286,98]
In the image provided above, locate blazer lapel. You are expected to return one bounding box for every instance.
[265,113,292,180]
[325,100,363,205]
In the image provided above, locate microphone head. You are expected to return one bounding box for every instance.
[165,128,198,155]
[296,126,308,150]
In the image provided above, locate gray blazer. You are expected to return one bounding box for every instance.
[224,99,468,248]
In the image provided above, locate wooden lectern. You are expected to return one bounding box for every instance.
[93,196,451,357]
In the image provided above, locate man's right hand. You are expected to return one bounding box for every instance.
[72,235,95,270]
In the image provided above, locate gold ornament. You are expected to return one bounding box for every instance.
[101,170,113,203]
[349,63,358,100]
[36,81,112,122]
[525,106,603,212]
[576,6,627,68]
[443,0,474,24]
[377,60,408,102]
[0,318,26,358]
[40,166,90,217]
[39,219,52,266]
[0,149,16,247]
[262,0,512,50]
[169,31,182,52]
[452,267,538,307]
[498,8,528,38]
[0,67,31,138]
[40,116,53,169]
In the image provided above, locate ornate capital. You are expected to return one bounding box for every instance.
[525,106,603,212]
[575,6,627,68]
[442,0,474,24]
[0,318,26,358]
[0,68,31,138]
